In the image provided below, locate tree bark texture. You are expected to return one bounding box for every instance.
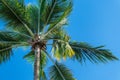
[34,47,40,80]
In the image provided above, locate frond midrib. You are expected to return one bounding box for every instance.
[1,0,34,37]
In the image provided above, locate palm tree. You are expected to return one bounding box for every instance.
[0,0,118,80]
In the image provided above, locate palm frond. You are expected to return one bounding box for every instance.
[40,69,47,80]
[0,0,34,36]
[49,62,75,80]
[0,31,30,43]
[37,0,42,33]
[41,0,72,32]
[69,41,118,63]
[0,31,29,64]
[26,1,47,33]
[44,18,71,60]
[44,51,75,80]
[52,40,75,60]
[39,0,46,32]
[18,0,24,6]
[45,51,66,80]
[0,44,13,64]
[44,18,68,39]
[46,29,75,60]
[26,5,39,33]
[26,0,47,33]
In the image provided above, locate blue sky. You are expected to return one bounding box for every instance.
[0,0,120,80]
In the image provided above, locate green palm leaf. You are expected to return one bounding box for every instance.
[26,5,39,33]
[45,18,68,39]
[45,18,74,60]
[18,0,24,5]
[0,44,13,63]
[43,0,72,24]
[0,31,29,63]
[40,70,47,80]
[46,27,75,60]
[0,31,31,43]
[41,0,72,33]
[52,40,75,60]
[0,0,34,36]
[49,62,75,80]
[69,41,118,63]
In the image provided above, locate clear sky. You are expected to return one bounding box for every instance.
[0,0,120,80]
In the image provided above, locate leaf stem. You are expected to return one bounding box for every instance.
[44,51,66,80]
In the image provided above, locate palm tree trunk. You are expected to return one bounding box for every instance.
[34,47,40,80]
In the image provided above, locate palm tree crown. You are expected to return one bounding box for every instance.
[0,0,118,80]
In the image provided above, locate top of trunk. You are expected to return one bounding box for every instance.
[28,34,46,50]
